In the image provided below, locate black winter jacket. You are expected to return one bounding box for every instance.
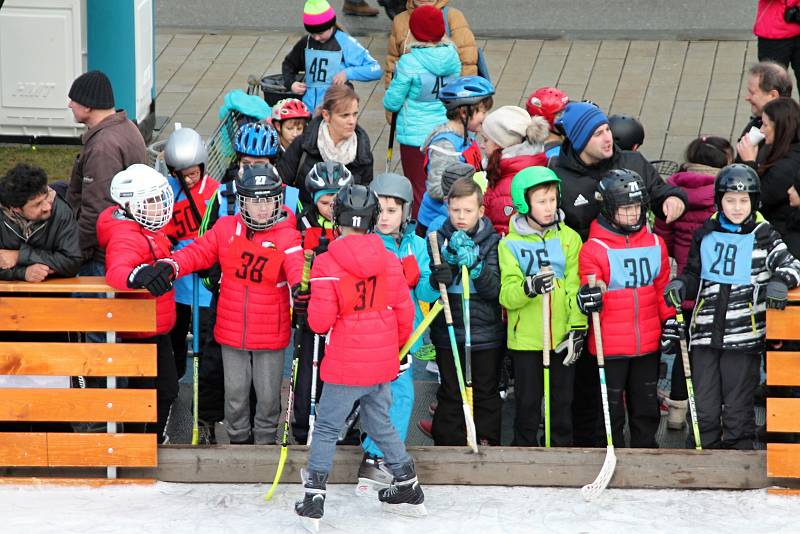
[428,217,504,350]
[275,116,374,205]
[550,140,688,241]
[0,194,82,280]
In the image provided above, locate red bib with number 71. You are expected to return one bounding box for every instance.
[339,272,389,316]
[222,234,285,287]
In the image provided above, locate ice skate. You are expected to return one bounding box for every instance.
[295,469,327,533]
[666,398,688,430]
[356,453,393,496]
[378,462,427,517]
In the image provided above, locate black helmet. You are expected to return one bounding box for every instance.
[333,184,380,231]
[235,164,285,231]
[608,114,645,151]
[714,163,760,213]
[595,169,649,233]
[305,161,353,196]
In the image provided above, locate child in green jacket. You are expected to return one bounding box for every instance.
[498,166,586,446]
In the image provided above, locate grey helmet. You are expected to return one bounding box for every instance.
[164,127,208,177]
[371,173,414,228]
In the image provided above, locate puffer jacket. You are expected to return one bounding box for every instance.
[422,124,482,202]
[754,0,800,39]
[579,217,674,358]
[170,213,304,350]
[385,0,477,85]
[297,204,337,253]
[97,206,176,338]
[679,213,800,351]
[484,143,548,236]
[308,233,415,386]
[551,139,688,242]
[383,41,461,147]
[429,217,504,350]
[653,165,718,274]
[499,213,586,351]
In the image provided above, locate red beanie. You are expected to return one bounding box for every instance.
[409,5,445,43]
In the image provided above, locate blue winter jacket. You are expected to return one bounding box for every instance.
[383,43,461,147]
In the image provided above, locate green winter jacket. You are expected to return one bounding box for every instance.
[499,213,586,351]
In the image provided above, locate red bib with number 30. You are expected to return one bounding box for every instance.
[339,272,389,316]
[222,235,285,287]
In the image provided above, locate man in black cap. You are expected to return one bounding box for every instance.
[67,69,147,275]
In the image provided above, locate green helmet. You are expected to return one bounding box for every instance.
[511,166,561,215]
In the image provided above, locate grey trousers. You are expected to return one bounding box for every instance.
[220,345,285,444]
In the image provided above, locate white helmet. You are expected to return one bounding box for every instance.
[110,164,175,232]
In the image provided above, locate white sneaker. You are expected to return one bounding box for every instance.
[425,361,439,376]
[666,398,688,430]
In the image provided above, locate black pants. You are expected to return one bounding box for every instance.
[758,36,800,79]
[603,353,660,448]
[572,346,601,446]
[126,334,179,442]
[690,347,760,450]
[509,349,575,446]
[670,351,688,401]
[432,345,502,446]
[170,303,212,380]
[292,328,326,444]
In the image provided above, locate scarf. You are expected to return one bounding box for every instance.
[317,121,358,165]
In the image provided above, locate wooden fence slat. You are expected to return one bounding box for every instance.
[767,352,800,386]
[47,433,157,467]
[0,477,155,486]
[767,398,800,432]
[768,443,800,478]
[0,433,48,466]
[767,307,800,340]
[0,389,156,423]
[0,343,156,377]
[0,297,155,332]
[0,277,146,294]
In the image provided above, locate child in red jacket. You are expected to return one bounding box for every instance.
[576,169,677,448]
[154,164,304,445]
[295,184,424,529]
[98,164,180,443]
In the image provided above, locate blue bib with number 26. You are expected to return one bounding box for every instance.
[700,231,753,286]
[504,238,566,279]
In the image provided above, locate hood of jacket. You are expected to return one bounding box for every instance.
[499,143,548,177]
[409,43,461,76]
[96,205,146,249]
[509,211,565,237]
[668,171,716,211]
[328,233,388,278]
[406,0,448,8]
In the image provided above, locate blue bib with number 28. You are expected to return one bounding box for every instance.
[700,231,753,286]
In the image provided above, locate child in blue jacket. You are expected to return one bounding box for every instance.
[282,0,381,112]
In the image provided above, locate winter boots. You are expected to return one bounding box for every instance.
[295,469,328,533]
[356,453,394,495]
[666,398,688,430]
[378,461,427,517]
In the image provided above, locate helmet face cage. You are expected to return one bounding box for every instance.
[164,128,208,175]
[237,188,285,231]
[130,183,175,232]
[305,161,353,195]
[597,171,649,233]
[272,98,312,123]
[234,123,279,158]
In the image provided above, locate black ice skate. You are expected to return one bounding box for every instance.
[295,469,328,533]
[378,461,427,517]
[355,453,393,496]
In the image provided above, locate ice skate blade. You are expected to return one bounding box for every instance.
[300,516,320,533]
[382,502,428,517]
[355,478,390,496]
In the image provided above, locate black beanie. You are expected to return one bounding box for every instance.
[69,70,115,109]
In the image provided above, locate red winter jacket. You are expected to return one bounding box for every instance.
[755,0,800,39]
[96,206,176,338]
[163,175,220,243]
[579,218,674,358]
[308,233,415,386]
[171,212,304,350]
[653,169,717,274]
[484,146,547,236]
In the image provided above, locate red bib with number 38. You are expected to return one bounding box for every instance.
[222,235,285,287]
[339,272,389,316]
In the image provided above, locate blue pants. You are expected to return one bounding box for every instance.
[308,382,411,474]
[361,369,414,458]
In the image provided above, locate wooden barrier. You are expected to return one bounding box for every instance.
[0,277,158,483]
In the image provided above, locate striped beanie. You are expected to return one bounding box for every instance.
[556,102,609,154]
[303,0,337,34]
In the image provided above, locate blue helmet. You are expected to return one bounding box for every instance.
[438,76,495,111]
[234,122,279,158]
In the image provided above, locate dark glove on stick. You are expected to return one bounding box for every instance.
[430,262,452,289]
[523,270,555,297]
[664,278,686,307]
[766,277,789,310]
[660,317,681,354]
[577,284,603,314]
[128,263,173,297]
[292,284,311,319]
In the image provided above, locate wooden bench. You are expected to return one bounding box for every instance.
[0,277,157,484]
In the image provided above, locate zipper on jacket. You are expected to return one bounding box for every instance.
[242,285,248,349]
[626,235,642,355]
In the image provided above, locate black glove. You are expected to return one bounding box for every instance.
[555,329,586,366]
[660,317,681,354]
[314,235,330,255]
[664,278,686,307]
[523,270,555,297]
[766,277,789,310]
[577,284,603,314]
[430,262,452,289]
[292,284,311,319]
[128,262,174,297]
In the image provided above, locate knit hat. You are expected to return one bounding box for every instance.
[409,5,445,43]
[303,0,337,34]
[482,105,548,148]
[556,102,609,154]
[68,70,114,109]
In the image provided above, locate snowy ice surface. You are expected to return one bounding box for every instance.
[2,482,799,534]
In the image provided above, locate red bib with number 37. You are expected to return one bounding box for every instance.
[339,272,389,316]
[222,235,285,287]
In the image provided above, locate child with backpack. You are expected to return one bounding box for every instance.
[499,167,586,447]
